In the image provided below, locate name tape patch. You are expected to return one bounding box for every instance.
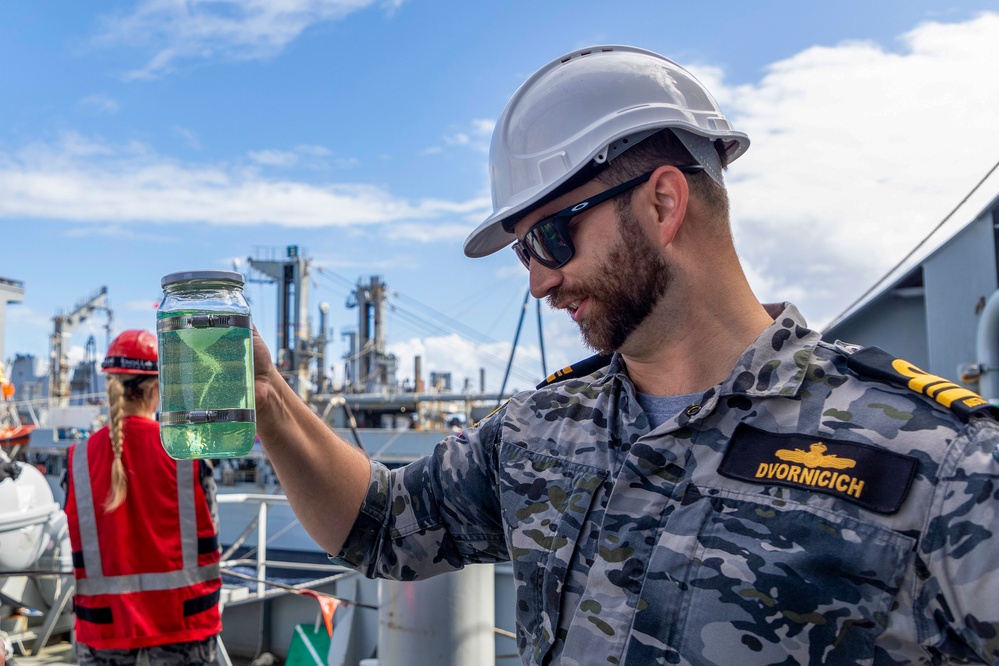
[718,424,918,514]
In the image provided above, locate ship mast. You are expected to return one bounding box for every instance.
[247,245,313,399]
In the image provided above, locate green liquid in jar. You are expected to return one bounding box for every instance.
[158,315,255,459]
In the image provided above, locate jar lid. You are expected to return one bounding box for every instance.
[161,270,245,288]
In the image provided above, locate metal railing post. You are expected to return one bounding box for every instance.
[256,500,267,598]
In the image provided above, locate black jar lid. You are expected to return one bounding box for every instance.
[161,270,245,288]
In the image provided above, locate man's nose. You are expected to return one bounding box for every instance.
[529,260,563,300]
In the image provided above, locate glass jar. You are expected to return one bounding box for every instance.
[157,270,255,459]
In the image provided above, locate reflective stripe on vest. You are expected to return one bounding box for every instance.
[72,442,219,596]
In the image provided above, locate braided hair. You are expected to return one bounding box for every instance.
[103,373,158,512]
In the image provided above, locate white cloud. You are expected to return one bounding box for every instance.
[319,255,420,270]
[123,299,162,313]
[98,0,405,80]
[388,333,544,394]
[5,306,52,331]
[494,264,525,281]
[470,119,495,136]
[380,0,407,15]
[248,149,300,168]
[247,144,338,169]
[713,12,999,328]
[79,94,120,114]
[432,119,495,155]
[174,126,201,150]
[0,132,486,229]
[443,133,470,147]
[66,344,88,368]
[64,223,180,244]
[384,219,489,243]
[537,302,592,369]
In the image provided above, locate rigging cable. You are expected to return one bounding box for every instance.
[317,265,505,347]
[831,156,999,326]
[313,265,543,386]
[498,288,532,405]
[388,304,539,385]
[537,298,547,378]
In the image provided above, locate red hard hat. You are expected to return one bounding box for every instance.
[101,329,158,374]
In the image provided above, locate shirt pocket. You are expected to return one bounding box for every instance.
[675,488,914,665]
[498,442,607,665]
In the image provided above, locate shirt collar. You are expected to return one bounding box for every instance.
[599,302,820,399]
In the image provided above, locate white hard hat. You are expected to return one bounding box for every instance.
[464,45,750,259]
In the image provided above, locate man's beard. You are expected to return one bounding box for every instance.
[548,206,672,355]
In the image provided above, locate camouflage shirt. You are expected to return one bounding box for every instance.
[336,303,999,665]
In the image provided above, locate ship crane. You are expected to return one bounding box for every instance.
[247,245,315,399]
[48,286,112,408]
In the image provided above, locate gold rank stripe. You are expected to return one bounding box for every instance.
[536,354,611,389]
[846,347,995,422]
[544,365,573,385]
[891,359,988,410]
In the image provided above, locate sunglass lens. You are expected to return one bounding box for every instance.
[525,228,554,265]
[534,221,573,268]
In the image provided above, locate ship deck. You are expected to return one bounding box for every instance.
[8,638,264,665]
[5,639,75,666]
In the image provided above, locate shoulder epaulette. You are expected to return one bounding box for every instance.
[536,354,612,389]
[471,354,612,427]
[846,346,998,423]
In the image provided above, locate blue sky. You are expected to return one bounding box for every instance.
[2,0,999,394]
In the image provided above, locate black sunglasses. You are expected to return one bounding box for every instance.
[512,165,705,270]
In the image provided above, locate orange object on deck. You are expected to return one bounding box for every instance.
[0,424,35,447]
[300,589,340,637]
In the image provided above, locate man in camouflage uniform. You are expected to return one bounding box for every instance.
[253,46,999,664]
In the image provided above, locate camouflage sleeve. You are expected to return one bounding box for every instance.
[334,409,509,580]
[917,417,999,662]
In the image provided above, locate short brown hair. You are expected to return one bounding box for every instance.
[599,129,730,221]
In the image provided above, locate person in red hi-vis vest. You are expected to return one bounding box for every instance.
[64,329,222,665]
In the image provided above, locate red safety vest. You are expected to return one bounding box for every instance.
[65,416,221,650]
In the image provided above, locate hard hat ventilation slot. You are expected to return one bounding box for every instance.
[601,130,658,164]
[563,47,614,64]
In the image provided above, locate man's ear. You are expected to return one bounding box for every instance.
[644,165,689,247]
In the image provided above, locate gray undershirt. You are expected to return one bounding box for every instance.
[637,392,702,429]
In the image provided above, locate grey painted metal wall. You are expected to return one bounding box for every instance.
[923,211,998,383]
[823,289,930,371]
[823,203,998,387]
